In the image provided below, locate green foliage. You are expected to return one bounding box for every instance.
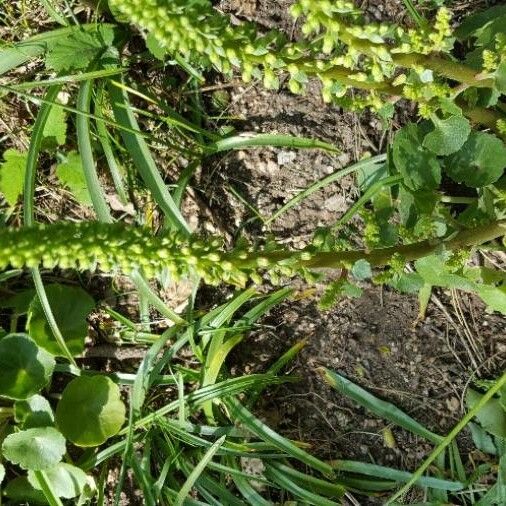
[41,104,67,150]
[15,394,55,429]
[446,132,506,188]
[27,463,93,500]
[2,427,66,470]
[45,25,117,72]
[0,334,55,400]
[56,151,93,205]
[467,388,506,438]
[55,375,126,447]
[422,115,471,156]
[0,149,27,207]
[27,284,95,357]
[393,123,441,190]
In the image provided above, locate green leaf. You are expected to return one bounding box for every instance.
[467,389,506,438]
[476,284,506,314]
[456,5,506,40]
[423,115,471,156]
[4,477,47,504]
[468,422,497,455]
[55,375,126,447]
[56,152,93,205]
[320,368,442,444]
[351,259,372,280]
[2,427,66,470]
[45,26,116,72]
[495,61,506,94]
[319,279,362,310]
[15,394,55,429]
[414,255,476,292]
[0,149,27,206]
[446,132,506,188]
[28,463,91,499]
[0,334,55,400]
[146,32,166,61]
[0,463,4,485]
[388,272,424,294]
[392,124,441,190]
[41,105,67,150]
[27,284,95,357]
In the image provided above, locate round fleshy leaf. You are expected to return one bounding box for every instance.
[4,477,47,504]
[392,123,441,191]
[56,375,126,447]
[0,463,4,485]
[2,427,66,470]
[446,132,506,188]
[28,463,91,499]
[423,115,471,156]
[0,334,55,400]
[15,394,54,428]
[27,284,95,356]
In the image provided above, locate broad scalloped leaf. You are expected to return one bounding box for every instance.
[28,463,91,499]
[423,115,471,156]
[41,105,67,150]
[0,149,27,207]
[55,375,126,447]
[2,427,66,470]
[56,152,93,205]
[0,334,55,400]
[27,284,95,357]
[45,25,116,72]
[446,132,506,188]
[393,123,441,191]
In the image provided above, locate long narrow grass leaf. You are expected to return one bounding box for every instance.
[320,368,442,444]
[175,436,226,506]
[108,79,191,234]
[387,371,506,503]
[225,398,333,475]
[265,465,340,506]
[210,133,338,153]
[77,79,113,222]
[22,84,76,365]
[330,460,463,491]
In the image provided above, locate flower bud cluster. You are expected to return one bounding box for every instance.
[0,222,320,288]
[111,0,454,111]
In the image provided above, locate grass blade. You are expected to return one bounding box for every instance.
[225,398,333,475]
[319,368,443,444]
[107,79,191,234]
[210,132,338,153]
[22,84,76,365]
[76,79,113,222]
[265,465,340,506]
[175,436,226,506]
[32,471,64,506]
[333,174,403,230]
[330,460,463,491]
[387,371,506,503]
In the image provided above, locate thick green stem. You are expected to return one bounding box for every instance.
[240,220,506,269]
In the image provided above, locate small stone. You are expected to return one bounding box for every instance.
[277,150,297,165]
